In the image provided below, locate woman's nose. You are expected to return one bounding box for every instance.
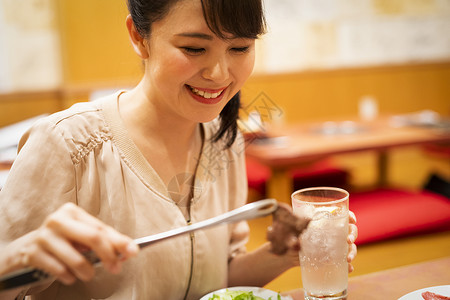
[202,57,229,83]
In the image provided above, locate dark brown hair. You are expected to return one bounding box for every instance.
[127,0,266,148]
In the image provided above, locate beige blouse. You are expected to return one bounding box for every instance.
[0,92,249,300]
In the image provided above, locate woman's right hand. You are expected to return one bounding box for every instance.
[2,203,139,285]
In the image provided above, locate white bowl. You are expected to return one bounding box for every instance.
[200,286,293,300]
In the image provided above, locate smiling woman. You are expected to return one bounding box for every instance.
[0,0,283,299]
[0,1,358,300]
[125,0,266,147]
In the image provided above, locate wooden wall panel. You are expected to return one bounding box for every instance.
[241,62,450,124]
[0,90,63,127]
[1,62,449,128]
[56,0,142,85]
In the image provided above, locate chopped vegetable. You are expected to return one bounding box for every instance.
[208,290,282,300]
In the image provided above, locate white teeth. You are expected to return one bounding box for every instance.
[190,86,223,99]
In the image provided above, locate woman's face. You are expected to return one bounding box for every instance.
[141,0,256,123]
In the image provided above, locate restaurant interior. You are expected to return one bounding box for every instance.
[0,0,449,298]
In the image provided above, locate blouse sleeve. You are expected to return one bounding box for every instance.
[0,117,77,245]
[227,132,250,259]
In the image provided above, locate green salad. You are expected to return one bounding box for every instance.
[208,290,282,300]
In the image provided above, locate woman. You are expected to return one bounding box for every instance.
[0,0,357,299]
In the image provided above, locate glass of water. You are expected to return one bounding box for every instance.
[292,187,349,300]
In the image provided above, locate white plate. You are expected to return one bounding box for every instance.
[200,286,293,300]
[398,285,450,300]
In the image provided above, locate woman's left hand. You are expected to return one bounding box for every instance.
[266,202,309,268]
[347,210,358,272]
[267,204,358,272]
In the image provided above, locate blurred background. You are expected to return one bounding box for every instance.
[0,0,449,118]
[0,0,449,193]
[2,0,448,187]
[0,0,449,121]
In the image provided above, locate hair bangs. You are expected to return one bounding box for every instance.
[201,0,266,40]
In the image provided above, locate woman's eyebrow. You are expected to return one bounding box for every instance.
[176,32,214,40]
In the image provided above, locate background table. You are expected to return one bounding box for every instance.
[245,117,450,202]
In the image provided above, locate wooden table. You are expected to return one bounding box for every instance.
[283,256,450,299]
[245,117,450,201]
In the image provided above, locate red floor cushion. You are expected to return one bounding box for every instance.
[246,157,271,196]
[422,142,450,159]
[245,158,349,196]
[291,160,349,190]
[350,188,450,245]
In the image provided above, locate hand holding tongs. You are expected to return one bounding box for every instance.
[0,199,278,293]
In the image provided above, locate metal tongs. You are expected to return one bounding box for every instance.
[0,199,278,293]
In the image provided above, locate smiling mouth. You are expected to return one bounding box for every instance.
[187,85,225,99]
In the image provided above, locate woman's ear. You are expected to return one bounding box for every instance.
[126,15,149,59]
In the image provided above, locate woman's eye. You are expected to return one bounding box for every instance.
[182,47,205,55]
[231,47,250,53]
